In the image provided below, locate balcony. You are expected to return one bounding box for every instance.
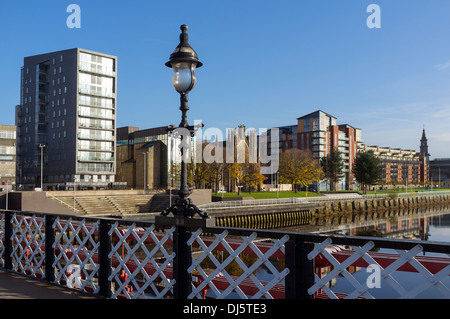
[78,122,114,130]
[79,63,115,77]
[79,86,114,98]
[78,110,114,120]
[77,156,114,162]
[312,138,326,146]
[77,132,114,141]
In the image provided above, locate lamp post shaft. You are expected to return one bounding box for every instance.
[179,93,189,128]
[178,92,192,204]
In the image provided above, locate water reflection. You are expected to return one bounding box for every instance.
[282,205,450,299]
[282,204,450,243]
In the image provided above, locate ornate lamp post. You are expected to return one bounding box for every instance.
[161,24,208,220]
[156,25,213,299]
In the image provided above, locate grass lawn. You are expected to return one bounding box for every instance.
[212,191,323,199]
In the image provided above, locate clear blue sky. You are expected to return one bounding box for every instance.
[1,0,450,158]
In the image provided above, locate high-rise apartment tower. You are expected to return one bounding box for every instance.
[16,48,117,190]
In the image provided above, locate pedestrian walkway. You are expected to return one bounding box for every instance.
[0,270,98,299]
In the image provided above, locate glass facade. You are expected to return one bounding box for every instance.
[79,52,115,76]
[77,50,116,181]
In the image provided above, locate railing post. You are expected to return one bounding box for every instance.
[173,225,192,299]
[4,211,13,271]
[98,219,112,298]
[285,235,315,299]
[44,214,55,282]
[155,216,215,299]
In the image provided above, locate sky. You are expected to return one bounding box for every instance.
[1,0,450,159]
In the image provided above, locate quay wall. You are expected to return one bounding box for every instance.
[208,203,319,229]
[208,193,450,229]
[314,193,450,215]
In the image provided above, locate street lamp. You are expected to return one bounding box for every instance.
[39,144,46,190]
[161,24,208,219]
[142,152,148,190]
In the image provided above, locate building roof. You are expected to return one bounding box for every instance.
[24,48,117,60]
[296,110,337,120]
[338,124,361,130]
[117,125,173,141]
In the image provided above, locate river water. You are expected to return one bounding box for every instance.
[282,205,450,242]
[203,206,450,299]
[281,205,450,298]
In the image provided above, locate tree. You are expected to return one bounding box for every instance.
[206,161,224,194]
[320,148,345,191]
[243,162,267,193]
[279,149,323,192]
[227,162,244,194]
[353,150,382,194]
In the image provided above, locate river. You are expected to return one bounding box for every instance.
[282,205,450,242]
[282,205,450,298]
[203,205,450,299]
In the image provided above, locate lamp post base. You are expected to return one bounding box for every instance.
[160,197,209,219]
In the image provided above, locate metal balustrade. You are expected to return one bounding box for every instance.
[1,210,450,299]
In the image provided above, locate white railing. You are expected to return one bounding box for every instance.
[1,210,450,299]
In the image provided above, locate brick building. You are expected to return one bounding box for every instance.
[269,110,364,190]
[116,126,185,190]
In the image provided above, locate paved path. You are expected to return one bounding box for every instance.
[0,270,98,299]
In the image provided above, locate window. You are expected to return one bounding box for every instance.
[0,146,15,155]
[0,130,16,139]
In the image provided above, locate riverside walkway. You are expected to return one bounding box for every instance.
[0,270,97,299]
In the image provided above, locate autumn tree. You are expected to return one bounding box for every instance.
[243,162,267,193]
[226,162,244,194]
[279,149,323,192]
